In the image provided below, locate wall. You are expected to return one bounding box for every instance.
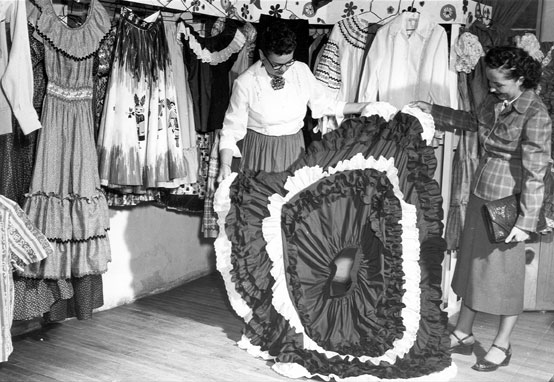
[100,204,216,310]
[540,0,554,41]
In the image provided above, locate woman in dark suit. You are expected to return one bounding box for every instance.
[411,46,551,371]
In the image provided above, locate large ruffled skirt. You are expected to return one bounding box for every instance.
[213,113,455,380]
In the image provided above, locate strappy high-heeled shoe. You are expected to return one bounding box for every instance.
[471,344,512,372]
[449,332,475,355]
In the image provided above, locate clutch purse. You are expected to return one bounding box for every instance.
[482,195,519,243]
[483,194,547,243]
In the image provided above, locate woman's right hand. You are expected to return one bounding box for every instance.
[408,101,433,114]
[217,163,231,183]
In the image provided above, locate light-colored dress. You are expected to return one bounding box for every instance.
[22,0,111,286]
[1,195,52,362]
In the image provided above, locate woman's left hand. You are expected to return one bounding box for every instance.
[408,101,433,114]
[505,226,530,243]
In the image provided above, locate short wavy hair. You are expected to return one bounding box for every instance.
[259,21,297,56]
[485,46,542,89]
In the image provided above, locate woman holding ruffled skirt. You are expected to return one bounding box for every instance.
[212,20,454,381]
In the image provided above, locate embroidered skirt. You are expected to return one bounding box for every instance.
[97,7,188,192]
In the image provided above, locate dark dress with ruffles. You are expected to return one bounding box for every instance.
[213,113,453,380]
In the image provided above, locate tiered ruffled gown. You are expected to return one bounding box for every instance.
[20,0,111,320]
[214,112,455,380]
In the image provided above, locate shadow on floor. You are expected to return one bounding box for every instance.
[130,272,243,341]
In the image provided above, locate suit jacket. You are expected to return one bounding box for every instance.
[432,89,552,231]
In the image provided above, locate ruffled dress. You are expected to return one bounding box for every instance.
[97,7,188,196]
[159,20,246,212]
[7,23,75,321]
[20,0,112,320]
[213,112,454,380]
[179,19,246,133]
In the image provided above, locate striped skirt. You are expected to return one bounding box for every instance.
[235,129,305,173]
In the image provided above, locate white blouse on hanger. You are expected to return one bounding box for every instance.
[0,0,41,136]
[358,12,451,109]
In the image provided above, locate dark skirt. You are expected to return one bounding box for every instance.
[452,193,525,315]
[238,129,304,173]
[214,113,453,380]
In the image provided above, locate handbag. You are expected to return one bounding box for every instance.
[483,194,547,243]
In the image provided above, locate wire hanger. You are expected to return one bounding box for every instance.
[405,0,419,13]
[354,0,403,26]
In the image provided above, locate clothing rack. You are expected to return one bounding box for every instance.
[117,0,483,25]
[103,0,481,314]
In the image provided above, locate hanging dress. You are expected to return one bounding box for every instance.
[0,195,53,362]
[179,19,246,134]
[159,19,246,213]
[20,0,111,321]
[3,23,75,321]
[163,12,199,185]
[213,112,454,380]
[97,7,188,198]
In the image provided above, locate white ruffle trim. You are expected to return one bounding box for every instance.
[213,173,254,322]
[263,154,421,365]
[360,102,398,122]
[178,23,246,65]
[272,361,457,381]
[359,103,434,146]
[237,335,275,361]
[400,105,436,146]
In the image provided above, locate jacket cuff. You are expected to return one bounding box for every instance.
[13,106,42,135]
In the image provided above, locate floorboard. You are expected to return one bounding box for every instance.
[1,273,553,381]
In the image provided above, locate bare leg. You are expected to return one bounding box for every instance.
[450,302,477,347]
[484,314,518,363]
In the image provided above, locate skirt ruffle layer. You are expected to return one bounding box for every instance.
[24,190,110,241]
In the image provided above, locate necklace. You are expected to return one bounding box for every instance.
[270,74,285,90]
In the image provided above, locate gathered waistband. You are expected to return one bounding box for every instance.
[47,82,93,101]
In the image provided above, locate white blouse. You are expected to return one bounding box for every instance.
[358,12,451,109]
[0,0,41,136]
[219,61,345,157]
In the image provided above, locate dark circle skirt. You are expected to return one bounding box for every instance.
[214,113,454,380]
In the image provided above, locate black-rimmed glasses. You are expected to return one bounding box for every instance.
[265,56,296,71]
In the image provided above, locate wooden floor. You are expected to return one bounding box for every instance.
[1,273,553,382]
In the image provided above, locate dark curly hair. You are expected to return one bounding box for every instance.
[259,21,297,56]
[485,46,542,89]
